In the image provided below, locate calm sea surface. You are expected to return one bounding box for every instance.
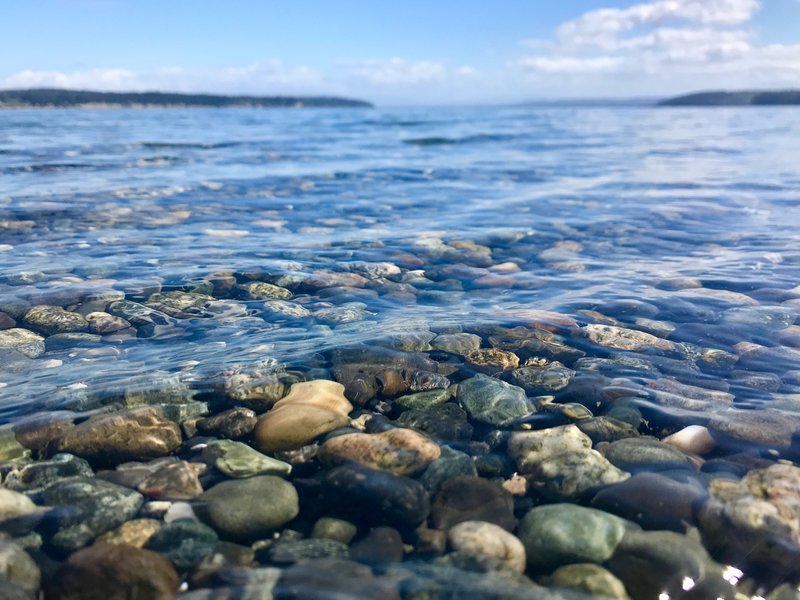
[2,106,800,597]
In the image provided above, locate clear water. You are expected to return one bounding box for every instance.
[2,106,800,418]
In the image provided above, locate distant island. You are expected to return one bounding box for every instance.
[658,90,800,106]
[0,88,373,108]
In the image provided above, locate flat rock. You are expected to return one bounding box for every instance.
[45,542,179,600]
[431,333,481,355]
[318,427,440,476]
[511,361,574,393]
[708,408,800,453]
[518,503,633,572]
[97,518,161,548]
[23,305,88,336]
[254,380,352,453]
[38,477,144,555]
[457,374,534,427]
[197,476,299,542]
[448,520,526,573]
[52,406,182,467]
[265,538,349,565]
[202,439,292,478]
[507,424,591,476]
[600,437,696,472]
[0,328,45,358]
[320,464,430,529]
[583,324,675,353]
[430,475,516,532]
[533,449,630,500]
[396,403,474,441]
[238,281,292,300]
[196,408,257,439]
[4,453,93,493]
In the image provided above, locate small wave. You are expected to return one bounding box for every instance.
[2,162,95,174]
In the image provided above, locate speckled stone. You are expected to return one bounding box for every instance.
[23,305,88,336]
[0,328,45,358]
[507,424,591,475]
[97,519,162,548]
[318,427,440,476]
[532,449,630,500]
[448,520,526,573]
[196,408,258,439]
[457,374,534,427]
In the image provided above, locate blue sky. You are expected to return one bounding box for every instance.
[1,0,799,104]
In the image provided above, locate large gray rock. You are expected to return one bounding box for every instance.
[197,476,299,542]
[518,503,633,572]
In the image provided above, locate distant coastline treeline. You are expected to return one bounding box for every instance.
[658,90,800,106]
[0,88,373,108]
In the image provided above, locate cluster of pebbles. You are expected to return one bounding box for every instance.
[1,240,800,600]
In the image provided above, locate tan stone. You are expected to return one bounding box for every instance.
[254,380,352,453]
[508,425,592,475]
[448,520,526,573]
[97,519,162,548]
[319,428,440,475]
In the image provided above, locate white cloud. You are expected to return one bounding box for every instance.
[517,0,800,95]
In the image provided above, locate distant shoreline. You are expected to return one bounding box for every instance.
[0,88,373,109]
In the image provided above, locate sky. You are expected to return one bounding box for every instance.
[0,0,799,105]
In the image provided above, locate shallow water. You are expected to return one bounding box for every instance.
[2,105,800,598]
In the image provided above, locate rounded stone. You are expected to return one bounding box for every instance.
[311,517,358,544]
[518,503,632,572]
[45,542,179,600]
[447,520,526,573]
[507,424,591,475]
[23,305,88,336]
[457,374,533,427]
[349,527,404,566]
[549,563,630,599]
[197,476,299,542]
[419,445,478,494]
[254,380,352,453]
[601,437,696,472]
[52,406,182,467]
[318,427,440,476]
[144,519,219,571]
[0,488,40,524]
[196,408,258,439]
[533,449,630,500]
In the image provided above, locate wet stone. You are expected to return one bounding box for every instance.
[0,541,40,596]
[600,437,697,473]
[591,472,708,531]
[196,476,299,542]
[97,518,161,548]
[582,324,675,353]
[707,408,800,453]
[533,449,630,500]
[511,361,574,393]
[394,388,451,411]
[576,416,640,444]
[0,328,45,358]
[507,424,591,476]
[276,558,400,600]
[4,453,94,494]
[321,464,430,529]
[318,427,440,476]
[196,408,257,439]
[447,520,526,574]
[135,459,204,500]
[51,406,182,467]
[221,360,291,411]
[0,488,41,527]
[0,427,28,462]
[22,305,88,336]
[238,281,292,300]
[0,311,15,330]
[38,477,144,555]
[254,380,352,453]
[311,517,358,544]
[201,439,292,478]
[45,332,102,351]
[84,311,131,334]
[430,332,482,355]
[464,348,520,374]
[549,563,630,600]
[349,526,404,567]
[430,475,516,532]
[45,542,179,600]
[457,374,534,427]
[518,503,633,573]
[419,445,478,494]
[395,402,474,441]
[144,518,219,571]
[265,538,349,565]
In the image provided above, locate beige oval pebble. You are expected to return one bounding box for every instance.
[319,428,440,475]
[448,520,526,573]
[663,425,716,455]
[508,424,592,475]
